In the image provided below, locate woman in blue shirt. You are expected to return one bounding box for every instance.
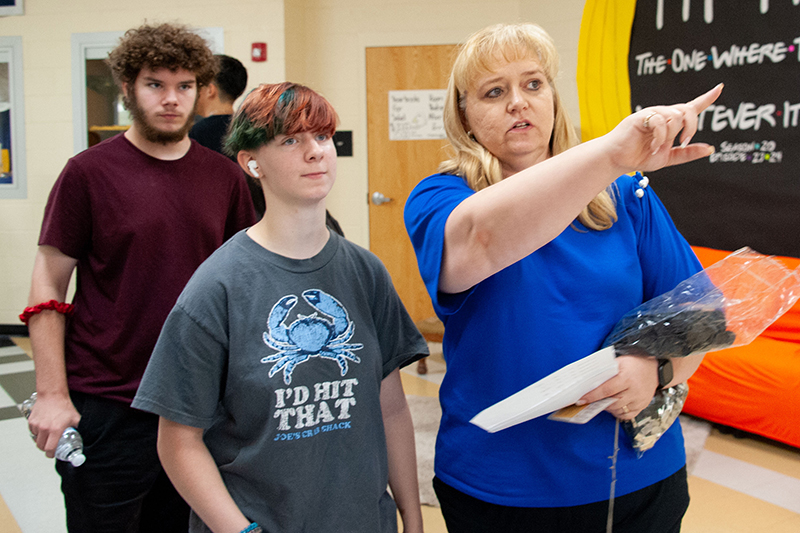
[405,22,722,533]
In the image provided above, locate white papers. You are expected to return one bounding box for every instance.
[470,346,619,433]
[388,90,447,140]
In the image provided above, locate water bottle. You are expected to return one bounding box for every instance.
[19,392,86,467]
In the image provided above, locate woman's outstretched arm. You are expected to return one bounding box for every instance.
[440,84,723,294]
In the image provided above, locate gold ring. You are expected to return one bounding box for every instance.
[622,405,630,414]
[643,111,657,129]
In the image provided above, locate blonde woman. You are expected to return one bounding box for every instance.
[405,23,722,532]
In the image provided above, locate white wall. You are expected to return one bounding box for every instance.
[0,0,587,324]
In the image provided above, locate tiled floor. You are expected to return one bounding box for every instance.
[0,336,65,533]
[2,337,799,533]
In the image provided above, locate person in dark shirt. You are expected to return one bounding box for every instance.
[23,24,256,533]
[190,55,268,219]
[190,54,248,154]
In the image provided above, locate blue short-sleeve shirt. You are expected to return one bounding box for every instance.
[404,173,701,507]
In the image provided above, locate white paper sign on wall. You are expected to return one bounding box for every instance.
[388,89,447,141]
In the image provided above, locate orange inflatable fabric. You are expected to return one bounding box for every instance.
[683,246,800,448]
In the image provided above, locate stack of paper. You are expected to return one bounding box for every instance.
[470,346,619,433]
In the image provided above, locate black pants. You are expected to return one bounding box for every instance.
[433,466,689,533]
[56,392,190,533]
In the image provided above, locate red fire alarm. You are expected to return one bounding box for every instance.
[251,43,267,62]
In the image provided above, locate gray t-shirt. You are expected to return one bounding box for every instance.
[133,230,427,533]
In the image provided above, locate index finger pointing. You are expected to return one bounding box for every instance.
[687,83,724,114]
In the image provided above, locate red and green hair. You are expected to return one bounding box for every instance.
[225,82,338,156]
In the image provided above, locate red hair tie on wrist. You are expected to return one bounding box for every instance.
[19,300,75,325]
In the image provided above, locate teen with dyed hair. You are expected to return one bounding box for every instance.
[133,82,428,533]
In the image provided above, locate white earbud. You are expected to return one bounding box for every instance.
[247,161,259,178]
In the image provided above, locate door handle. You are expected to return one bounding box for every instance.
[371,191,393,205]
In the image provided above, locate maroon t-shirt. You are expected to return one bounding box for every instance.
[39,134,256,404]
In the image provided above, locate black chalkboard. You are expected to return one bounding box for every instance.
[628,1,800,257]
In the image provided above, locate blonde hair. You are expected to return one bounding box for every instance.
[439,23,617,231]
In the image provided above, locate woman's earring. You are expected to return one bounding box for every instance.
[467,131,476,141]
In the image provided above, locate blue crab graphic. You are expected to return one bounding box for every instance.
[261,289,364,384]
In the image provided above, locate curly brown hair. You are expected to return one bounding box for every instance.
[106,22,217,89]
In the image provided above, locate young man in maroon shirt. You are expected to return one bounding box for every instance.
[23,23,256,532]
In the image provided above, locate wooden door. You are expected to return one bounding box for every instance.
[366,45,456,323]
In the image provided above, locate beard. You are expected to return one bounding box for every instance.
[124,88,196,145]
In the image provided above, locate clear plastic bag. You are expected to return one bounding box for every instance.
[602,247,800,453]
